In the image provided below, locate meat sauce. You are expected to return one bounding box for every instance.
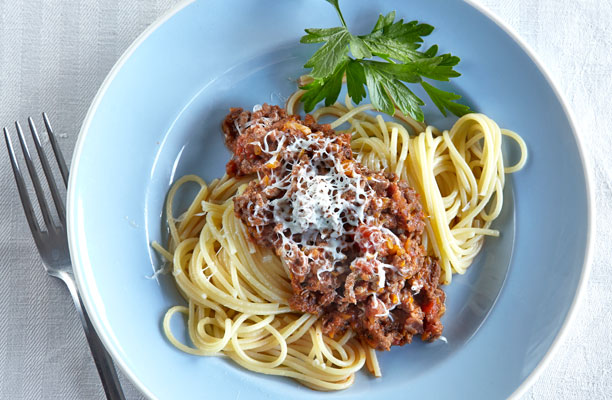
[223,104,445,350]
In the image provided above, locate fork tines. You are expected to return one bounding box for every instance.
[3,114,69,235]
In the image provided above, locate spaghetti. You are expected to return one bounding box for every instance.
[153,91,527,390]
[154,174,369,391]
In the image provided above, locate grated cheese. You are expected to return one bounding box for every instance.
[250,131,375,277]
[238,118,417,320]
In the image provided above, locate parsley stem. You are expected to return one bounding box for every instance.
[326,0,348,28]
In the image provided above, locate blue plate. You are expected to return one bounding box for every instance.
[67,1,593,398]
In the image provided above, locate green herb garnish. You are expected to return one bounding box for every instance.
[299,0,471,121]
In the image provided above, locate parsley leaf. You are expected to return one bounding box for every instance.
[362,63,394,115]
[386,80,425,123]
[421,81,470,117]
[345,60,367,104]
[363,62,425,121]
[361,60,425,83]
[361,36,423,63]
[300,27,346,44]
[362,14,434,62]
[301,58,349,112]
[303,29,351,79]
[371,11,396,33]
[299,0,472,120]
[349,36,371,59]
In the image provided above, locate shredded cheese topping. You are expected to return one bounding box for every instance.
[242,119,415,296]
[252,132,373,275]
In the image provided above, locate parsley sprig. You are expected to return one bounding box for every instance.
[299,0,471,122]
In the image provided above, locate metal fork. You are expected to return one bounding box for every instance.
[3,114,126,400]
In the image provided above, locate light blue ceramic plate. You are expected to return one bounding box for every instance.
[67,1,593,399]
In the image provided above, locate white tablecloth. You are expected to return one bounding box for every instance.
[0,1,609,398]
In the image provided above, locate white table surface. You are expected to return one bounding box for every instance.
[0,1,609,399]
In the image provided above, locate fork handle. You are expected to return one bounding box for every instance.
[61,272,126,400]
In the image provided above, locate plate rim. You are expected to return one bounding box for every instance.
[460,0,594,397]
[66,1,595,399]
[67,1,194,399]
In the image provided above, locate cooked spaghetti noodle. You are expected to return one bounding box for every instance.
[154,174,370,391]
[154,90,527,390]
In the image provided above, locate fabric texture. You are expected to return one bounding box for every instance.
[0,0,609,398]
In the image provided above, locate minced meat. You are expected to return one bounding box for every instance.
[223,104,445,350]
